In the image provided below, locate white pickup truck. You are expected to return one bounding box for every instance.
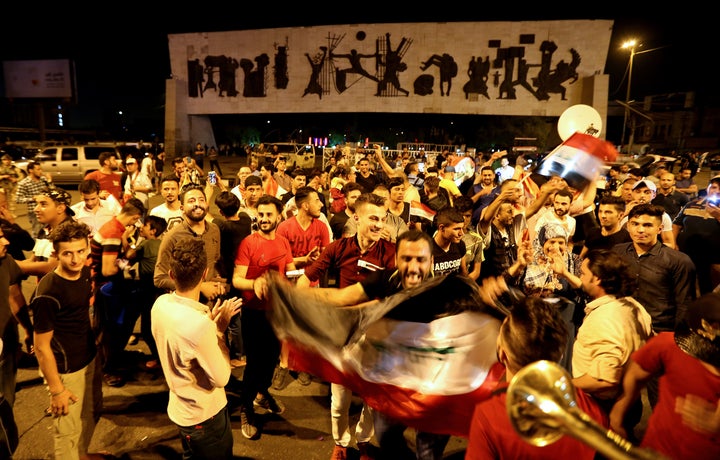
[33,142,139,184]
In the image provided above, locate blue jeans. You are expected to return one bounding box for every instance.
[227,311,243,360]
[177,406,233,459]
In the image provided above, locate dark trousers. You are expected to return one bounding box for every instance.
[95,282,141,373]
[177,405,233,459]
[374,410,451,460]
[241,309,280,409]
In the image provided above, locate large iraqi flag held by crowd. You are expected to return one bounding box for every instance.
[267,273,506,437]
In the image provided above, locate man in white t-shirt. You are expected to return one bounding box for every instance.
[495,157,515,183]
[149,175,183,230]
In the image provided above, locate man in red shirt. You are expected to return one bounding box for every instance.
[232,195,296,441]
[466,283,608,459]
[84,151,122,201]
[610,292,720,459]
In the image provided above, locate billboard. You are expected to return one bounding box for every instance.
[2,59,74,99]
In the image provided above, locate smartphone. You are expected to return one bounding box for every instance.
[708,196,720,206]
[208,170,217,185]
[286,269,305,279]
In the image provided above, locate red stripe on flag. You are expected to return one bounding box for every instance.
[562,132,619,162]
[286,339,505,437]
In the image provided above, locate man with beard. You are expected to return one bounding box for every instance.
[652,171,688,219]
[84,151,122,201]
[289,230,451,459]
[277,186,329,271]
[533,187,576,250]
[329,182,364,240]
[273,186,330,389]
[232,195,296,440]
[154,184,225,304]
[477,181,528,281]
[467,166,500,226]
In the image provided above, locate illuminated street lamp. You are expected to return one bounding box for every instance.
[621,39,637,153]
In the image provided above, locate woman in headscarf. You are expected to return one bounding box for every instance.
[505,222,583,371]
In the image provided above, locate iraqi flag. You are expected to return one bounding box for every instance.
[267,273,506,437]
[517,170,540,202]
[409,200,436,222]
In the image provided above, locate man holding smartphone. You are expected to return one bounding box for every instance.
[171,156,203,188]
[673,174,720,294]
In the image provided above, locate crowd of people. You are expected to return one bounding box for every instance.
[0,144,719,460]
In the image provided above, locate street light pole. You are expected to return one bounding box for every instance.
[621,40,637,154]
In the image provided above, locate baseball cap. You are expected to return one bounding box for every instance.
[244,175,262,188]
[632,179,657,193]
[42,189,75,216]
[674,292,720,368]
[126,157,137,165]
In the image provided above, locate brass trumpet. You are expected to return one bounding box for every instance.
[506,360,667,460]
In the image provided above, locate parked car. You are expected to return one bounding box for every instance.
[251,143,317,170]
[33,142,138,184]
